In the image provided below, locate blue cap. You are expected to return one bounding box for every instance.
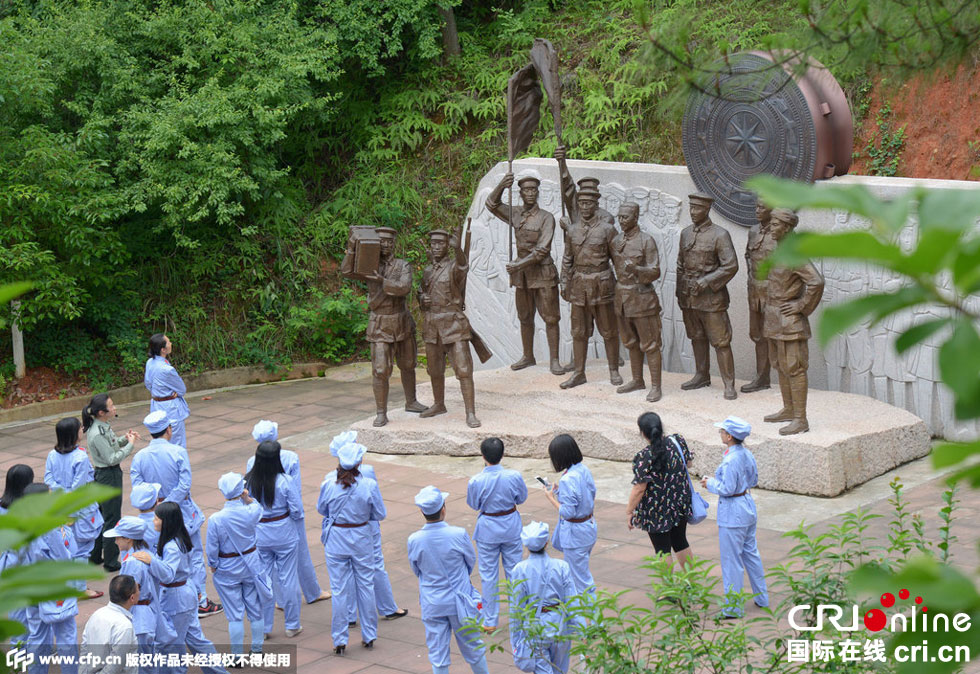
[714,415,751,441]
[414,486,449,515]
[143,410,171,434]
[330,431,357,457]
[103,516,148,540]
[130,483,162,511]
[218,472,245,499]
[337,442,366,470]
[521,521,550,551]
[252,420,279,443]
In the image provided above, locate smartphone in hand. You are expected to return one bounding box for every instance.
[535,476,550,488]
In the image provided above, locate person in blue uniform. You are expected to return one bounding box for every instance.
[407,485,490,674]
[23,483,79,674]
[466,436,527,632]
[144,334,190,449]
[245,441,304,639]
[130,482,162,551]
[249,420,330,605]
[152,501,227,674]
[317,436,386,654]
[45,417,105,599]
[206,473,272,657]
[132,410,220,617]
[0,465,35,644]
[700,416,769,618]
[542,434,597,597]
[327,431,407,625]
[509,521,577,674]
[104,516,177,672]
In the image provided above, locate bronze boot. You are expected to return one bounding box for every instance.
[646,350,663,402]
[764,373,794,422]
[617,348,645,394]
[546,323,564,376]
[681,339,711,389]
[460,377,481,428]
[718,345,737,400]
[401,368,427,413]
[780,376,810,435]
[372,377,389,427]
[740,341,771,393]
[511,323,536,371]
[560,340,588,389]
[420,376,447,418]
[605,338,624,386]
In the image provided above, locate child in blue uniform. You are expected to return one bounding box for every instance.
[131,482,162,551]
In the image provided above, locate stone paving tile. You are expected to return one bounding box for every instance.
[2,373,979,674]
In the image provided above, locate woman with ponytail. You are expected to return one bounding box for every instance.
[45,417,105,598]
[84,393,140,571]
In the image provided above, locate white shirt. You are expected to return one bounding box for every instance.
[79,602,136,674]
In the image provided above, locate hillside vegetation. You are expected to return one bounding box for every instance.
[0,0,956,395]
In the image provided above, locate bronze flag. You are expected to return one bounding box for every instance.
[530,38,562,145]
[507,63,542,162]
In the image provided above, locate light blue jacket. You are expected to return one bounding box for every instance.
[131,438,204,535]
[247,450,304,518]
[206,500,263,575]
[467,465,527,545]
[551,463,597,552]
[144,356,189,423]
[316,473,385,552]
[45,448,104,543]
[154,539,197,614]
[252,474,302,549]
[704,443,759,528]
[407,521,481,620]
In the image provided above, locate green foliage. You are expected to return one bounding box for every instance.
[863,103,907,177]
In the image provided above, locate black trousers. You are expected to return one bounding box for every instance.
[648,520,689,556]
[91,465,122,567]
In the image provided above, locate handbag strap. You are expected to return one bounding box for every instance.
[667,435,696,493]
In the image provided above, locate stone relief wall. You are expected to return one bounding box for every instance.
[461,159,980,441]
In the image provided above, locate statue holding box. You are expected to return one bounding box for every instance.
[342,227,427,427]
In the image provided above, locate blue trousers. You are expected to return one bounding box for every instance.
[259,543,301,631]
[326,547,376,646]
[189,529,207,602]
[422,614,486,669]
[346,526,400,621]
[476,539,523,627]
[168,609,228,674]
[170,419,187,449]
[293,516,323,603]
[27,619,77,674]
[718,523,769,616]
[561,545,595,597]
[212,570,266,654]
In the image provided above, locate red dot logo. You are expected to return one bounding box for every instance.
[864,609,887,632]
[880,592,895,608]
[915,596,922,604]
[899,589,910,600]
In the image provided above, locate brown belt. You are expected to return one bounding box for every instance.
[259,512,289,523]
[152,392,178,402]
[135,598,152,606]
[728,491,748,498]
[564,513,593,524]
[218,546,256,558]
[540,604,560,613]
[481,507,517,517]
[333,522,369,528]
[160,580,186,588]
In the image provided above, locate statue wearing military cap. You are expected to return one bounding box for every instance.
[342,226,427,427]
[762,208,824,434]
[741,198,777,393]
[418,227,484,427]
[553,145,623,389]
[676,193,739,399]
[486,168,564,375]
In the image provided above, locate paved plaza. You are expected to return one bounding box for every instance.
[1,365,976,673]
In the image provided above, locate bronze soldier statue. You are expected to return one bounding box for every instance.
[610,202,663,402]
[419,228,482,428]
[555,146,623,389]
[486,170,564,375]
[742,198,777,393]
[763,209,825,435]
[676,193,739,399]
[342,227,427,427]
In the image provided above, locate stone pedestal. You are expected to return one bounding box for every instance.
[351,365,930,497]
